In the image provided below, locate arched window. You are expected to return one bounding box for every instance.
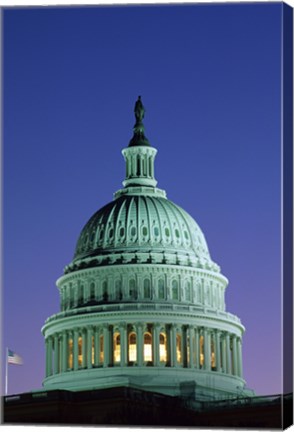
[90,282,95,300]
[128,332,137,362]
[115,280,122,300]
[144,332,152,362]
[158,279,165,299]
[185,281,191,302]
[113,332,121,363]
[176,334,182,364]
[154,226,159,237]
[129,279,137,299]
[143,279,151,299]
[102,281,108,301]
[159,332,167,362]
[172,280,179,300]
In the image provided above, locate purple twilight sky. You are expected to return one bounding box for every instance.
[3,3,283,396]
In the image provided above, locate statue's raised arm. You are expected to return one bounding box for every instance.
[134,96,145,122]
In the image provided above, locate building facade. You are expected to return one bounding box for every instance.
[42,97,253,400]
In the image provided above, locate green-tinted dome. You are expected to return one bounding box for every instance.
[72,195,212,266]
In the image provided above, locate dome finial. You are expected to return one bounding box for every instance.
[129,96,150,147]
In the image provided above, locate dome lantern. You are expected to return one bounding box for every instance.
[120,96,158,191]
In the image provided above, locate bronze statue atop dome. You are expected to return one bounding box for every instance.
[129,96,150,147]
[134,96,145,122]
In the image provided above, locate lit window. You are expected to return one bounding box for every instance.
[159,333,167,362]
[200,335,204,367]
[129,332,137,362]
[176,334,182,363]
[99,335,104,363]
[113,332,121,363]
[211,339,216,368]
[144,332,152,362]
[78,337,83,367]
[68,338,73,369]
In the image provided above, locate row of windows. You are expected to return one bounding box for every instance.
[47,327,240,376]
[78,224,191,252]
[127,154,154,178]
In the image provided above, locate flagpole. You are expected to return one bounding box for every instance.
[5,347,8,395]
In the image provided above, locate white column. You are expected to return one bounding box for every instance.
[215,330,221,372]
[87,326,93,369]
[81,329,87,368]
[189,326,195,368]
[46,337,53,377]
[152,323,160,367]
[62,331,68,373]
[120,323,127,367]
[232,335,238,376]
[181,326,187,367]
[103,324,110,368]
[226,333,231,374]
[204,328,211,371]
[195,327,200,369]
[221,333,227,373]
[54,334,59,374]
[137,323,144,366]
[94,326,100,367]
[171,324,177,367]
[237,337,243,377]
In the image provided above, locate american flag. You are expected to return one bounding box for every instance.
[7,349,23,365]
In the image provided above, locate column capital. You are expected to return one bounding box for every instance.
[119,322,127,329]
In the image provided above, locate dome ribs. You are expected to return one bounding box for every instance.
[114,197,127,247]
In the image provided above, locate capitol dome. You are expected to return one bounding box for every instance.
[42,97,253,401]
[69,194,219,274]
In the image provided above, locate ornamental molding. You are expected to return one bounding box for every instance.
[42,308,244,337]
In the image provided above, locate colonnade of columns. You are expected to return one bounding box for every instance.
[45,323,243,380]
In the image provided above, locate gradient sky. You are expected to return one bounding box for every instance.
[3,3,283,396]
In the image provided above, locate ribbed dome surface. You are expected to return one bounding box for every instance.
[73,195,211,263]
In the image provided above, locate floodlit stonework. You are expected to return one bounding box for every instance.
[42,97,254,400]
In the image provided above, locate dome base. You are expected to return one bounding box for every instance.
[43,367,252,401]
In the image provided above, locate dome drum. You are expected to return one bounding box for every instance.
[42,310,246,399]
[56,264,228,313]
